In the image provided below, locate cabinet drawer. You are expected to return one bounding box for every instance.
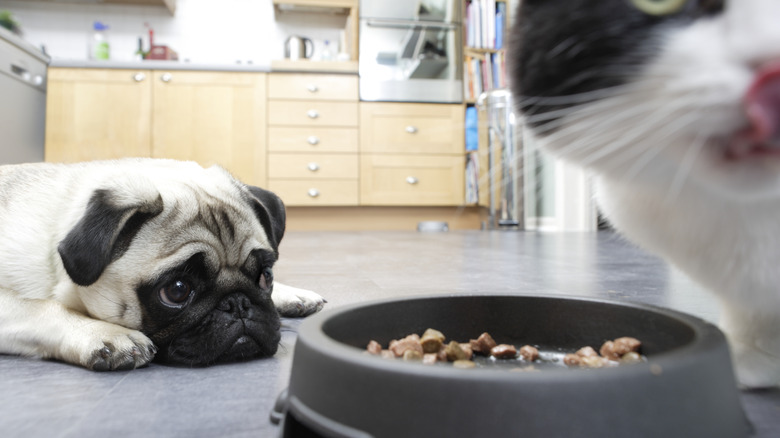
[268,74,358,101]
[269,153,358,179]
[268,101,358,127]
[269,180,359,206]
[360,154,465,206]
[361,102,464,154]
[268,127,358,153]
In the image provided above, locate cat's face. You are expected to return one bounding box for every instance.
[510,0,780,201]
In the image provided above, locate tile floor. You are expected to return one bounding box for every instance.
[1,230,778,437]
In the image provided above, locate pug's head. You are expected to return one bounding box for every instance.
[57,163,286,366]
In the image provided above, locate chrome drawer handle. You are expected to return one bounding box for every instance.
[307,188,320,198]
[406,176,419,185]
[133,72,146,82]
[307,84,319,93]
[405,125,418,134]
[307,136,320,145]
[161,73,172,82]
[307,109,320,119]
[307,162,320,172]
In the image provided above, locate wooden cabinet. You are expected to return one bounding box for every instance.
[359,102,465,206]
[45,68,267,186]
[45,68,152,162]
[267,73,359,206]
[152,71,267,186]
[360,154,465,206]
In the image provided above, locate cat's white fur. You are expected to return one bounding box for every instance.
[530,0,780,387]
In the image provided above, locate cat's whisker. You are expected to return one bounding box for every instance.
[515,84,633,107]
[541,96,668,160]
[617,111,703,181]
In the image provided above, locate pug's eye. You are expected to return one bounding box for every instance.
[259,267,273,290]
[630,0,688,15]
[159,280,193,307]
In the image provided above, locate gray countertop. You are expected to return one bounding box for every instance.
[49,59,272,72]
[0,26,50,64]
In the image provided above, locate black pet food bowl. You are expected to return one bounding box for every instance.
[271,294,749,437]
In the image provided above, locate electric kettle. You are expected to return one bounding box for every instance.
[285,36,314,60]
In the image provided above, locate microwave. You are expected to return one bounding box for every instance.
[359,0,463,103]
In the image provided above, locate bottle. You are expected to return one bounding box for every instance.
[89,21,110,60]
[321,40,333,61]
[134,37,145,61]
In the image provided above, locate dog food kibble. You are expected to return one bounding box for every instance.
[453,360,476,369]
[600,337,642,361]
[367,340,382,355]
[490,344,518,359]
[389,334,423,357]
[366,331,644,370]
[576,346,599,358]
[519,345,540,362]
[403,350,423,361]
[470,332,497,355]
[563,353,581,366]
[445,341,472,361]
[422,353,438,365]
[420,331,445,353]
[620,351,643,364]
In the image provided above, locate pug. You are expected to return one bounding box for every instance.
[0,158,325,370]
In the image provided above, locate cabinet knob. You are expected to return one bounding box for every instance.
[161,73,172,82]
[306,84,319,93]
[406,176,419,185]
[307,188,320,198]
[405,125,418,134]
[307,162,320,172]
[307,109,319,119]
[307,136,320,145]
[133,72,146,82]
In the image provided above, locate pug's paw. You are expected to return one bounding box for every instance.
[81,326,157,371]
[273,283,327,317]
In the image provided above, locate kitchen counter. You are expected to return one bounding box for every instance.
[0,26,49,63]
[49,59,360,74]
[49,59,272,72]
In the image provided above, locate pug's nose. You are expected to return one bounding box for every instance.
[217,293,254,319]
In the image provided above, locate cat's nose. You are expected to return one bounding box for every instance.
[743,61,780,145]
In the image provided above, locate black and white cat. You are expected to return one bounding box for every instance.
[509,0,780,388]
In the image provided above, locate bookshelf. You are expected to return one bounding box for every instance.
[463,0,510,209]
[463,0,509,104]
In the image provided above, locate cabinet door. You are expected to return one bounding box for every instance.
[45,68,152,162]
[360,102,465,154]
[360,154,465,206]
[152,71,267,186]
[268,74,358,101]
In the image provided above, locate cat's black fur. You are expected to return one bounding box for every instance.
[510,0,725,127]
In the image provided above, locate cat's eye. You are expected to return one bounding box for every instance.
[630,0,688,15]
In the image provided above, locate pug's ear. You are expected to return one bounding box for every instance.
[244,186,286,250]
[58,186,164,286]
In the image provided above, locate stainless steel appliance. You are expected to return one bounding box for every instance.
[359,0,462,103]
[284,35,314,60]
[0,26,48,164]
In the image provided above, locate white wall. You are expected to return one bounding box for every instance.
[1,0,347,65]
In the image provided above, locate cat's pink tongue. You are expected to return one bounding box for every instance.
[742,62,780,147]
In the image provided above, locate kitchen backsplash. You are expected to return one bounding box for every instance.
[1,0,347,65]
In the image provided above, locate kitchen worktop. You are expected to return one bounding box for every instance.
[0,26,49,64]
[0,231,778,438]
[49,59,272,72]
[49,59,359,74]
